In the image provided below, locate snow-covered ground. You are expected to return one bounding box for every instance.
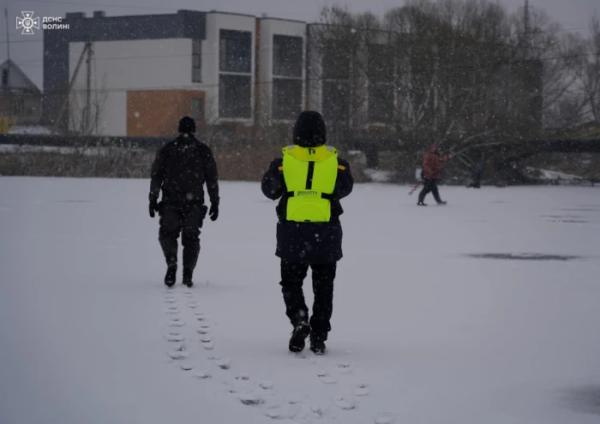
[1,177,600,424]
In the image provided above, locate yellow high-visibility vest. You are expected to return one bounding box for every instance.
[282,145,338,222]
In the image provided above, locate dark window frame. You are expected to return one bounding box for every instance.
[273,35,303,78]
[219,29,252,73]
[192,39,202,83]
[219,74,252,119]
[218,29,253,119]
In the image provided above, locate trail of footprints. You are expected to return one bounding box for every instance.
[161,288,392,423]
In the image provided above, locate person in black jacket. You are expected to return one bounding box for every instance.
[261,111,353,354]
[149,116,219,288]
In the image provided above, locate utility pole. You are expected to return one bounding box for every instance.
[4,8,9,62]
[53,42,90,132]
[523,0,531,55]
[84,41,93,134]
[3,7,12,128]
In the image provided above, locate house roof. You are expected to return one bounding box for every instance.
[0,59,42,95]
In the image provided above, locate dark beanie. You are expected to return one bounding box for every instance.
[178,116,196,134]
[293,111,326,148]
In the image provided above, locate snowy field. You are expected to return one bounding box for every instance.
[1,177,600,424]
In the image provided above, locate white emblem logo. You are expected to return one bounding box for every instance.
[16,11,40,35]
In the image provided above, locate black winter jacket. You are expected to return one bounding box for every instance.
[150,134,219,207]
[261,155,353,264]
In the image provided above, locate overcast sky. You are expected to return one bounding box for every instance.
[1,0,598,89]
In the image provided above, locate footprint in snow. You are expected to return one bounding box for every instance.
[310,403,326,418]
[265,406,285,419]
[166,334,185,342]
[264,404,301,421]
[193,370,212,379]
[216,358,232,370]
[200,336,212,343]
[179,362,194,371]
[316,370,337,384]
[197,328,209,335]
[355,383,370,397]
[172,343,185,352]
[167,351,188,360]
[374,413,395,424]
[259,380,274,390]
[238,391,264,406]
[337,362,352,374]
[202,341,215,350]
[334,395,356,410]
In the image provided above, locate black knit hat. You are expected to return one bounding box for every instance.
[293,111,326,147]
[178,116,196,134]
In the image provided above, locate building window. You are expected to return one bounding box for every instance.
[218,29,252,119]
[273,35,303,78]
[367,44,394,123]
[192,39,202,83]
[272,79,302,120]
[219,74,251,118]
[1,69,8,88]
[219,30,252,73]
[272,35,303,120]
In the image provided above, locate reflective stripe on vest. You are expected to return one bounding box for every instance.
[282,145,338,222]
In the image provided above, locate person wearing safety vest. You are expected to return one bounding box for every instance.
[261,111,353,355]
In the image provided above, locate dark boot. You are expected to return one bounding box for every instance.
[309,333,326,355]
[164,265,177,287]
[288,322,310,353]
[182,268,193,288]
[417,200,427,206]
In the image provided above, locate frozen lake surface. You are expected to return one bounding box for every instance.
[1,177,599,424]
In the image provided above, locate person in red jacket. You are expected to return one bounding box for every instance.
[417,144,449,206]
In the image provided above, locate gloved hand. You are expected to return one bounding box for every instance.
[209,203,219,221]
[149,194,159,218]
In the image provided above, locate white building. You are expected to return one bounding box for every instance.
[44,10,309,136]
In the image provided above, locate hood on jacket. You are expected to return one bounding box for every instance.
[293,111,326,148]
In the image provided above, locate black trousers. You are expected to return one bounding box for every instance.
[418,178,443,203]
[280,259,336,340]
[159,204,206,270]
